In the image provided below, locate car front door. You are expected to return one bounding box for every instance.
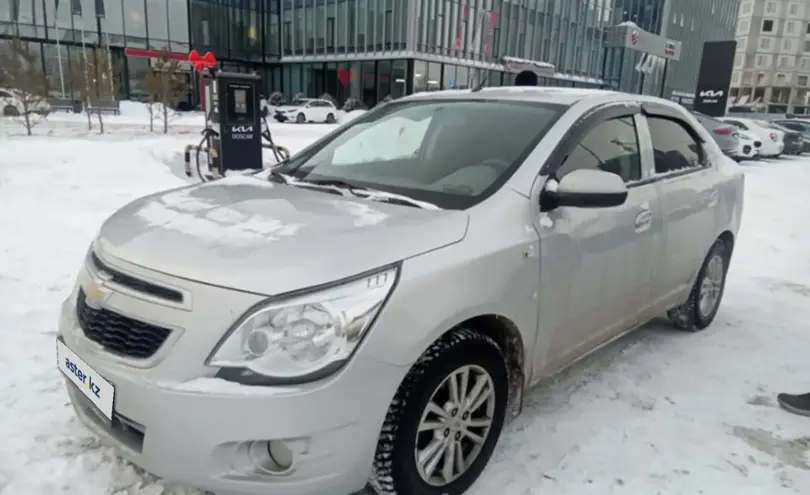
[641,108,717,311]
[532,107,663,375]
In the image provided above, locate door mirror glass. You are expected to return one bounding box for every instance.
[546,169,628,208]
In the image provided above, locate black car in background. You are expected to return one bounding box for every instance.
[771,119,810,153]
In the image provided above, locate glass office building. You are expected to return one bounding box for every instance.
[0,0,738,107]
[0,0,189,99]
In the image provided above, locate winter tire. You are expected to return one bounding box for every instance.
[372,328,509,495]
[296,112,306,123]
[326,113,336,123]
[3,105,19,117]
[667,238,729,332]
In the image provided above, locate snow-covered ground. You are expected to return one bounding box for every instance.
[1,112,809,494]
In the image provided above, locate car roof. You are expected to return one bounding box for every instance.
[400,86,655,107]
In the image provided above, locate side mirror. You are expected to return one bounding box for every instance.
[261,106,269,118]
[542,169,628,209]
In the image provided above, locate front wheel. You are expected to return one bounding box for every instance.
[372,329,508,495]
[667,239,729,331]
[325,112,336,123]
[3,105,20,116]
[296,112,306,123]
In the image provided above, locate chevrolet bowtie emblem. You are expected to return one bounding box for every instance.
[85,271,112,309]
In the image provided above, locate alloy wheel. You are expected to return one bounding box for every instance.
[698,253,725,318]
[414,364,496,487]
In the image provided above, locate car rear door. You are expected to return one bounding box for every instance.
[532,104,663,373]
[640,105,717,311]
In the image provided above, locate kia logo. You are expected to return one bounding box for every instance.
[700,90,724,98]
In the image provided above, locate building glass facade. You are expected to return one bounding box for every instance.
[0,0,739,108]
[0,0,189,99]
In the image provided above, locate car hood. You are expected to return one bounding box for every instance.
[94,176,468,296]
[275,105,303,112]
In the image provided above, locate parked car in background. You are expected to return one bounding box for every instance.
[57,88,744,495]
[719,117,784,158]
[274,97,338,123]
[757,121,803,155]
[734,131,761,161]
[0,87,51,116]
[771,119,810,153]
[691,111,740,158]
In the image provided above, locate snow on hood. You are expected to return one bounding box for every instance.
[94,176,468,295]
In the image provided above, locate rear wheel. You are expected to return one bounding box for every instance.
[667,239,729,331]
[372,329,509,495]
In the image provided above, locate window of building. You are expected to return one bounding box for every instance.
[734,54,743,68]
[804,40,810,52]
[802,57,810,69]
[557,117,641,183]
[756,54,771,67]
[784,39,795,51]
[806,22,810,34]
[731,72,740,85]
[760,37,772,49]
[646,117,703,175]
[776,73,787,85]
[740,2,751,14]
[790,3,800,15]
[766,2,778,14]
[786,21,796,33]
[778,56,787,67]
[737,19,750,34]
[799,75,808,86]
[762,19,774,32]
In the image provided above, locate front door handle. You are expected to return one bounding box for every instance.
[634,210,653,232]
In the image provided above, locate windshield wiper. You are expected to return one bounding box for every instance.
[351,190,441,210]
[304,179,369,192]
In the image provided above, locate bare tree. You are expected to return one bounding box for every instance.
[143,49,189,134]
[138,71,160,133]
[71,44,120,134]
[0,37,50,136]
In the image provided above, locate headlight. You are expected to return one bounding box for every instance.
[208,266,398,385]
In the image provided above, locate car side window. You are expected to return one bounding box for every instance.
[646,116,704,175]
[556,117,642,183]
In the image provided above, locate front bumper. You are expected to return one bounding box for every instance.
[57,256,406,495]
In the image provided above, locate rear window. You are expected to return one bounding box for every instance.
[692,112,723,130]
[277,99,565,209]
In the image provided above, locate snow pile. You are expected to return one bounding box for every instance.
[1,125,809,495]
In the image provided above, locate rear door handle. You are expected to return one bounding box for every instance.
[634,210,653,232]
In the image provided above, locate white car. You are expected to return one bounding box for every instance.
[734,131,761,161]
[719,117,784,158]
[0,87,51,116]
[273,98,337,124]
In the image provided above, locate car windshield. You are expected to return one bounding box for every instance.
[290,99,310,106]
[275,99,565,209]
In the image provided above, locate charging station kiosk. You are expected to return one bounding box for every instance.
[185,70,290,181]
[213,72,263,172]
